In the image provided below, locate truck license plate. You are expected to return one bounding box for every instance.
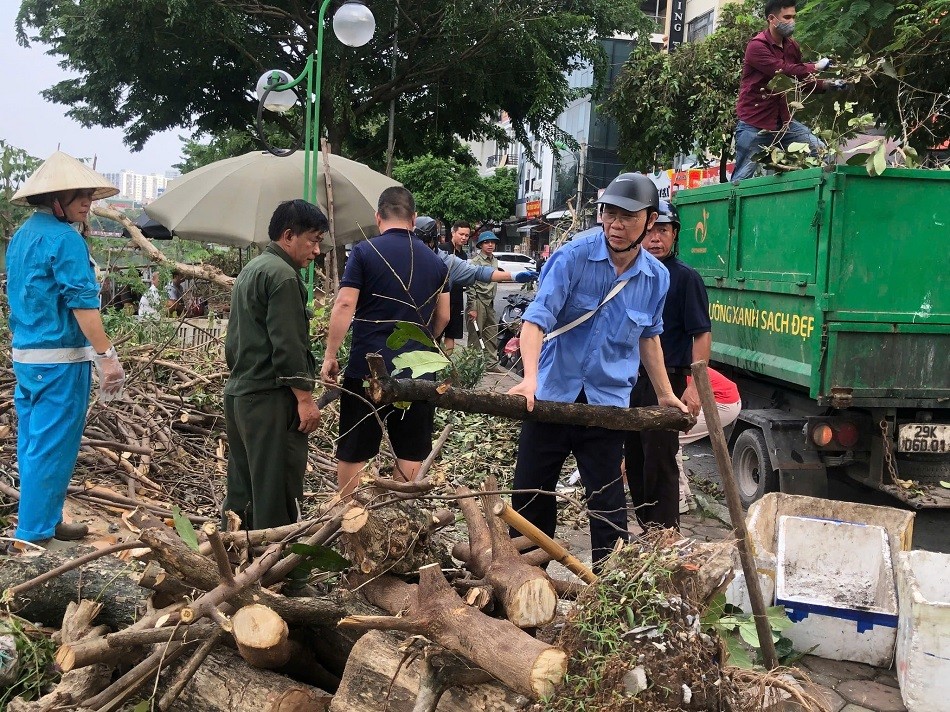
[897,424,950,453]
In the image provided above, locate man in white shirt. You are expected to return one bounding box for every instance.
[139,272,162,317]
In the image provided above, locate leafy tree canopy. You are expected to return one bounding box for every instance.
[604,0,761,170]
[17,0,646,166]
[797,0,950,152]
[606,0,950,170]
[1,140,41,240]
[392,155,516,226]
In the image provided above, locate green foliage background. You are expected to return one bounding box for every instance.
[606,0,950,169]
[393,156,517,225]
[16,0,648,167]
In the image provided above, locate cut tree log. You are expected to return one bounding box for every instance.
[330,630,529,712]
[451,535,545,561]
[366,353,694,433]
[164,645,332,712]
[455,478,557,628]
[340,489,451,576]
[231,604,292,669]
[7,601,113,712]
[0,548,149,629]
[494,501,597,584]
[340,564,567,699]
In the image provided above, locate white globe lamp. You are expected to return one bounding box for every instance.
[255,70,298,113]
[332,1,376,48]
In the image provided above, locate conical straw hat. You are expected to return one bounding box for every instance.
[11,151,120,206]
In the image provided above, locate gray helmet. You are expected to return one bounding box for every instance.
[655,200,680,229]
[414,216,438,245]
[597,173,659,215]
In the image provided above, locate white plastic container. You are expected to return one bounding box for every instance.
[726,493,915,615]
[896,550,950,712]
[775,515,899,667]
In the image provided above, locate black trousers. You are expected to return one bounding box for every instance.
[512,415,628,567]
[625,371,688,530]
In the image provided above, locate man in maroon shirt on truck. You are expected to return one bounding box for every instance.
[732,0,848,181]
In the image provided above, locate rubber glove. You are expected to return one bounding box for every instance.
[514,270,539,283]
[828,79,850,91]
[93,346,126,403]
[815,58,832,71]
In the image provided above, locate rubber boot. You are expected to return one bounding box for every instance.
[54,521,89,541]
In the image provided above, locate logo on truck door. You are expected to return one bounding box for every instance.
[694,209,709,243]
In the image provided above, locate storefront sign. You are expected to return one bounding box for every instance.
[525,200,541,218]
[668,0,686,51]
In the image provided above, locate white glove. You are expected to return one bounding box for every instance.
[93,346,126,403]
[815,58,831,71]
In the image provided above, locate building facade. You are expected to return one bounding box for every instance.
[102,170,170,205]
[467,37,638,254]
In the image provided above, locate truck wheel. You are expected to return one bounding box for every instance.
[731,429,778,508]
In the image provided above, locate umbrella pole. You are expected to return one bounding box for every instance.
[321,140,340,299]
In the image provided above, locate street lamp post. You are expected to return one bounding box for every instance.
[256,0,376,297]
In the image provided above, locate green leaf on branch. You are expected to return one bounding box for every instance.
[387,322,435,350]
[846,139,884,153]
[288,543,351,572]
[787,142,810,153]
[767,74,796,92]
[766,605,794,631]
[392,351,451,378]
[725,634,754,668]
[172,505,200,552]
[871,143,888,176]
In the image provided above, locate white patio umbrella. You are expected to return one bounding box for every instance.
[145,151,400,248]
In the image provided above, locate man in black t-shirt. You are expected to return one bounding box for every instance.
[625,200,711,530]
[437,220,471,353]
[322,187,450,496]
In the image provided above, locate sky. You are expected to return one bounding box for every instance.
[0,3,189,175]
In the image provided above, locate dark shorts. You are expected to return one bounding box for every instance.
[444,287,465,340]
[336,376,435,463]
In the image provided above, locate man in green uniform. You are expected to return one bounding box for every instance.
[223,200,328,530]
[467,231,502,372]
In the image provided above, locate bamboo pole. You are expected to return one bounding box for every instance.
[492,501,597,584]
[691,360,778,669]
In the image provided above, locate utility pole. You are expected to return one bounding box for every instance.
[575,141,587,227]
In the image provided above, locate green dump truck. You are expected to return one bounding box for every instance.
[676,165,949,509]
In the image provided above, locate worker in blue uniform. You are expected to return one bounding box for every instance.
[7,151,126,546]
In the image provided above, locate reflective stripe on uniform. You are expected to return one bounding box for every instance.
[12,346,96,364]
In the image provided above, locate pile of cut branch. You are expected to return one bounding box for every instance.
[0,333,340,527]
[548,530,831,712]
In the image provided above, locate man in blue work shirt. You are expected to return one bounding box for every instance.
[508,173,689,566]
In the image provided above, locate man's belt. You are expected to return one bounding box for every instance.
[12,346,96,364]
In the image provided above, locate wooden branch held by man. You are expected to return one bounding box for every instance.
[365,354,695,433]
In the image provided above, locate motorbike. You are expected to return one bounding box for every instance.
[497,292,534,375]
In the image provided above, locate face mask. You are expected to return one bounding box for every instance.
[775,20,795,37]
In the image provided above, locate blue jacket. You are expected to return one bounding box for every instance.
[7,211,101,350]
